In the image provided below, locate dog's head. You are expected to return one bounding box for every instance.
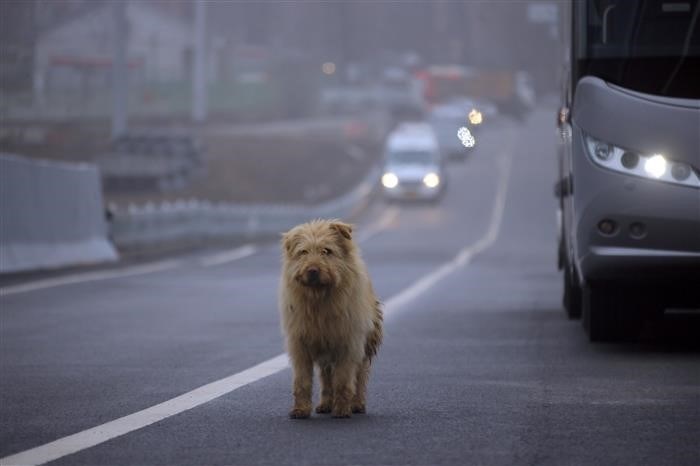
[281,219,356,291]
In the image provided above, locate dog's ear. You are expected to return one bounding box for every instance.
[281,230,297,255]
[330,221,353,240]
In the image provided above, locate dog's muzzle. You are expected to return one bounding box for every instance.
[304,267,321,286]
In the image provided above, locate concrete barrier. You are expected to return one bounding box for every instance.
[0,153,118,273]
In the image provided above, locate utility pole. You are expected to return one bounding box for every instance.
[32,0,46,109]
[111,0,128,138]
[192,0,207,123]
[432,0,448,64]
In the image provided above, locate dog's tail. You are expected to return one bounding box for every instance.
[365,299,383,363]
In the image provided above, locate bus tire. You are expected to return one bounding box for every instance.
[563,265,582,319]
[582,282,639,342]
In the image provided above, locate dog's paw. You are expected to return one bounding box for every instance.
[331,405,352,418]
[351,403,366,414]
[289,407,311,419]
[315,403,332,414]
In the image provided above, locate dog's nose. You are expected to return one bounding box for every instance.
[306,267,320,283]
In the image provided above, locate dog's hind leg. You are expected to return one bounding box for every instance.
[289,349,313,419]
[331,359,357,418]
[315,364,334,414]
[351,358,370,414]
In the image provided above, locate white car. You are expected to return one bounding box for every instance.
[381,123,446,202]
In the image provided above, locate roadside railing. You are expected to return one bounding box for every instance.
[108,164,380,248]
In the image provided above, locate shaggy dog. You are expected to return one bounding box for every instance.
[279,219,383,419]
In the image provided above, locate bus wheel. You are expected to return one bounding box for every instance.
[563,265,582,319]
[582,282,640,342]
[557,234,565,270]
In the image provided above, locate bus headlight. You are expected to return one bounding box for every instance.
[671,163,692,181]
[643,154,667,178]
[593,142,613,161]
[583,134,699,188]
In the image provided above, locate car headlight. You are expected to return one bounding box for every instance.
[382,172,399,189]
[423,172,440,188]
[457,127,476,148]
[468,109,483,125]
[584,134,700,188]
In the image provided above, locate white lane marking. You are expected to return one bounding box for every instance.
[384,154,512,320]
[0,355,290,466]
[356,206,400,243]
[0,153,512,466]
[0,260,182,297]
[199,244,257,267]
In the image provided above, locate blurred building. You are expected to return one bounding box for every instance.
[32,1,195,99]
[208,1,563,95]
[1,0,564,121]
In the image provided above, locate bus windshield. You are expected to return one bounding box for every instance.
[575,0,700,98]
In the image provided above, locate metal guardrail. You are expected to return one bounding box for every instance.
[109,164,380,248]
[98,132,204,192]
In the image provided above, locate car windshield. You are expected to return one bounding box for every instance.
[387,150,436,165]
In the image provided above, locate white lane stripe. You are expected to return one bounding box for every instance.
[0,153,512,466]
[199,244,257,267]
[356,206,400,243]
[0,355,290,466]
[0,260,182,297]
[385,153,512,320]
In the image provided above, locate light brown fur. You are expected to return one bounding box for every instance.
[279,219,383,419]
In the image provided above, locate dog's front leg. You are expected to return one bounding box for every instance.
[352,358,370,413]
[331,358,357,418]
[315,364,334,414]
[289,349,313,419]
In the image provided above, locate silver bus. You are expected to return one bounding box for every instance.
[556,0,700,341]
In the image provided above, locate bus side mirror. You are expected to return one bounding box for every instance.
[557,106,570,128]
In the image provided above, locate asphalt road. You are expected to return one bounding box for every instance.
[2,106,699,466]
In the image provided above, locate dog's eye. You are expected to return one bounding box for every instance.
[299,249,308,256]
[322,248,333,256]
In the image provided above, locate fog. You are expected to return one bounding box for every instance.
[1,0,564,258]
[2,1,562,126]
